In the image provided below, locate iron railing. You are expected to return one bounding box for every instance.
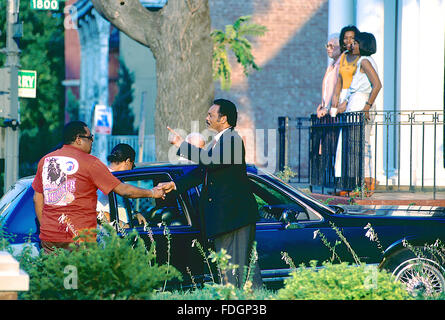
[92,134,156,163]
[278,110,444,197]
[310,112,365,192]
[371,110,444,197]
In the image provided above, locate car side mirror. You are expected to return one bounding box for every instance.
[280,209,299,224]
[261,205,305,224]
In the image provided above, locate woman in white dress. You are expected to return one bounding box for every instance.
[334,32,382,191]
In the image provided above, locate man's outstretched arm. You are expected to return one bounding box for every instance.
[113,183,166,199]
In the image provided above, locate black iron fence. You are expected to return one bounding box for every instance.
[278,116,311,184]
[278,110,444,197]
[310,112,366,192]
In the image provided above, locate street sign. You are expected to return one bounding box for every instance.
[18,70,37,98]
[94,104,113,135]
[30,0,59,10]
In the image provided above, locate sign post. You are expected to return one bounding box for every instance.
[0,0,21,194]
[93,104,112,163]
[93,104,113,135]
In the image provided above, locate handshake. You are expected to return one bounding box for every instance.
[151,181,177,199]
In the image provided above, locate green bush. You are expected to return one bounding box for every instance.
[276,261,411,300]
[153,285,275,300]
[18,225,181,300]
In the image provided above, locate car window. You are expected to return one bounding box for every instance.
[186,184,201,217]
[249,175,318,223]
[0,180,29,222]
[1,186,38,236]
[113,174,190,229]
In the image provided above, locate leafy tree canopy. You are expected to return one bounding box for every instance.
[212,15,267,91]
[0,2,65,177]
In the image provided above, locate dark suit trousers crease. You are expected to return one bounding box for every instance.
[213,223,263,289]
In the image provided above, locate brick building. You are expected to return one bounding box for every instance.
[63,0,445,187]
[64,0,329,170]
[210,0,328,169]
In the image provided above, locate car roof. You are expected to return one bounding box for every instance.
[11,163,259,185]
[132,161,258,172]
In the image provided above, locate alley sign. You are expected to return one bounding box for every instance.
[18,70,37,98]
[30,0,59,10]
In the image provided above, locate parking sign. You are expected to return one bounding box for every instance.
[94,105,113,135]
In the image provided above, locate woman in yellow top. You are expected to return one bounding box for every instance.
[331,25,360,113]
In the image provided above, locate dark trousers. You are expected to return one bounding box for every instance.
[40,241,74,255]
[213,223,263,289]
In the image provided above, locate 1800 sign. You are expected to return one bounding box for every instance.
[31,0,59,10]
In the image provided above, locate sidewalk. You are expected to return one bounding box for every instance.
[292,184,445,206]
[310,191,445,206]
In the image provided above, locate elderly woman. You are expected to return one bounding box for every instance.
[316,33,341,118]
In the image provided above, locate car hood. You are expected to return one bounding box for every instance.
[334,204,445,218]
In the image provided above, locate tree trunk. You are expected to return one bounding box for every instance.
[91,0,214,160]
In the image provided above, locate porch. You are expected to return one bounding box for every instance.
[278,110,445,206]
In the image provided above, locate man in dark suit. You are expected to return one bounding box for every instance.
[163,99,262,288]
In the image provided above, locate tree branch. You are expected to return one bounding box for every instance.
[180,0,205,60]
[91,0,159,49]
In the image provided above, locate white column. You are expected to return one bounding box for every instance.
[355,0,386,183]
[92,10,110,163]
[397,0,445,187]
[328,0,355,35]
[77,19,88,124]
[83,15,96,128]
[328,0,355,65]
[93,10,110,107]
[356,0,384,110]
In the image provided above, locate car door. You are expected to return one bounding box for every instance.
[248,174,342,282]
[108,171,207,285]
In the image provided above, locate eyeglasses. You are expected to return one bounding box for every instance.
[78,134,94,141]
[325,44,335,49]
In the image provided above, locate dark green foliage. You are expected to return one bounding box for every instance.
[66,88,79,121]
[111,59,137,135]
[0,3,65,178]
[211,15,267,91]
[276,261,411,300]
[16,225,181,300]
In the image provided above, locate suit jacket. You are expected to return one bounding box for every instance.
[174,127,259,239]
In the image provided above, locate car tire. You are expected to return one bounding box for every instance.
[382,247,445,297]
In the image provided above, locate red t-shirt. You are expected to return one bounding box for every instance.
[32,145,121,242]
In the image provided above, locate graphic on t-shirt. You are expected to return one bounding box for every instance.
[42,156,78,206]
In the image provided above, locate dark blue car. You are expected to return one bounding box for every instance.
[1,163,445,294]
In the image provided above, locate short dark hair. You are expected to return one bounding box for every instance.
[107,143,136,163]
[355,32,377,56]
[214,99,237,127]
[339,25,360,53]
[63,121,88,145]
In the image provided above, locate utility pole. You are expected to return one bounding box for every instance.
[0,0,21,193]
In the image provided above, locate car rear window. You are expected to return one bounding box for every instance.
[0,179,37,236]
[0,180,29,221]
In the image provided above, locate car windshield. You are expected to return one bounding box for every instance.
[257,169,336,215]
[0,179,31,222]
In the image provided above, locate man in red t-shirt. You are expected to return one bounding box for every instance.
[32,121,165,253]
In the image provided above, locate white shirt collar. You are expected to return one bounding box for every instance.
[213,127,232,143]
